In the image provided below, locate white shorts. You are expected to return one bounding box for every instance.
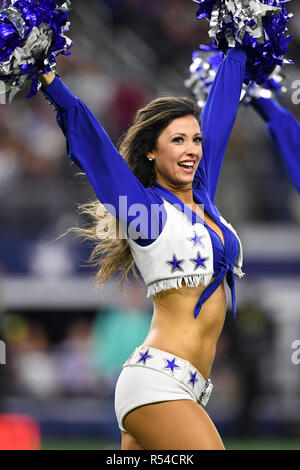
[114,345,213,433]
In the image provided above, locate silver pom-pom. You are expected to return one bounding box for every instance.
[209,0,282,47]
[184,50,221,107]
[0,0,72,102]
[194,0,292,84]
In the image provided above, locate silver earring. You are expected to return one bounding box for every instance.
[148,157,153,161]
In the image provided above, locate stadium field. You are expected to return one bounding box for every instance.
[41,439,300,451]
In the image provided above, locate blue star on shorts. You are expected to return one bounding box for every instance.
[137,349,153,365]
[188,371,198,388]
[165,358,180,374]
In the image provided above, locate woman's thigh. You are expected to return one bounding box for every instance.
[121,431,145,450]
[123,399,225,450]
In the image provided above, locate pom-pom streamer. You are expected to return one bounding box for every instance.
[184,43,223,107]
[0,0,72,102]
[193,0,293,84]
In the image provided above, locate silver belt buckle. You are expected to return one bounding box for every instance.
[198,378,213,407]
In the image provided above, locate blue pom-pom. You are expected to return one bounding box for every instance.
[0,0,72,101]
[193,0,293,84]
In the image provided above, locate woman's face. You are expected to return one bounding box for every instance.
[148,114,203,189]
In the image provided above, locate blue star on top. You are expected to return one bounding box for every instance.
[188,371,198,388]
[188,231,205,247]
[166,254,184,273]
[165,358,180,374]
[190,251,208,270]
[137,349,153,365]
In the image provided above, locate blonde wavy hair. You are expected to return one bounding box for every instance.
[67,95,201,291]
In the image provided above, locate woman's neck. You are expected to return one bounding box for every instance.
[156,180,195,206]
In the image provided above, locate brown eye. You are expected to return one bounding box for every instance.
[172,137,184,143]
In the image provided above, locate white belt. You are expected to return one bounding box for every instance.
[123,345,213,407]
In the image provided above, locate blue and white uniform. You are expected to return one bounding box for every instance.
[42,46,247,319]
[42,46,247,432]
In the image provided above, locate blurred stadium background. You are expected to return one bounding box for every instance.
[0,0,299,450]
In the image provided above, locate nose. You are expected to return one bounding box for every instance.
[185,140,202,158]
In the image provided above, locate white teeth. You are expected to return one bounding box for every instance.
[179,162,194,167]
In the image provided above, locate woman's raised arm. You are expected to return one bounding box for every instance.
[39,73,166,243]
[196,47,246,201]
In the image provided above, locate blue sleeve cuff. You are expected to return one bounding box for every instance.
[226,46,247,64]
[42,75,78,111]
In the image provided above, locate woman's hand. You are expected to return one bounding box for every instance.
[38,71,55,88]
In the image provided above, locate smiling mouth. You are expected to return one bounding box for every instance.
[178,161,196,172]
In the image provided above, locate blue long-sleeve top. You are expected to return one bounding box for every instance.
[251,98,300,194]
[42,46,246,318]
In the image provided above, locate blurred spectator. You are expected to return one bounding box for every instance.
[91,280,151,377]
[106,80,149,141]
[7,320,60,399]
[54,319,102,396]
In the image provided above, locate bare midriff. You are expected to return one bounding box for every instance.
[141,202,227,380]
[141,279,226,380]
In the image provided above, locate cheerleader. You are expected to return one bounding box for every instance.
[1,0,291,451]
[38,45,246,450]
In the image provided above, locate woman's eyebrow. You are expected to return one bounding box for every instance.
[170,132,203,137]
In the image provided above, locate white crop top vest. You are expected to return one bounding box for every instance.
[127,198,244,298]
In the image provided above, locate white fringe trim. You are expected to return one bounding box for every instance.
[234,266,245,278]
[147,274,213,298]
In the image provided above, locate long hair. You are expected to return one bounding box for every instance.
[68,96,201,290]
